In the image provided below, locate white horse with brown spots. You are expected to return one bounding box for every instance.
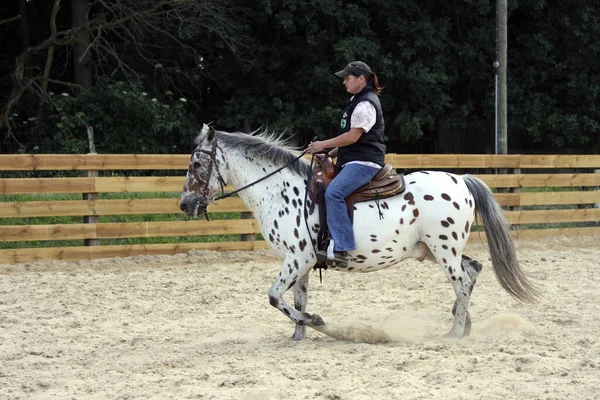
[180,124,539,340]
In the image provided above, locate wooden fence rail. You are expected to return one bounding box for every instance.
[1,154,598,264]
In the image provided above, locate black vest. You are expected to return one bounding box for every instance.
[336,86,386,167]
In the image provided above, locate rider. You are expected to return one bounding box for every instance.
[305,61,386,263]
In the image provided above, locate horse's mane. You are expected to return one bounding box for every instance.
[213,128,313,179]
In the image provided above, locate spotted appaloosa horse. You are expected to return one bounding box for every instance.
[180,124,539,340]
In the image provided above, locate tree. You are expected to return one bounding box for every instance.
[0,0,252,152]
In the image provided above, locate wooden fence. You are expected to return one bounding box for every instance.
[0,154,598,264]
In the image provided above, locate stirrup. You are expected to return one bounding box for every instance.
[316,250,349,268]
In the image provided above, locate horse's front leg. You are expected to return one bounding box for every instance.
[291,270,310,341]
[268,257,324,332]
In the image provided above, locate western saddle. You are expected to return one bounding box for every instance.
[308,155,405,268]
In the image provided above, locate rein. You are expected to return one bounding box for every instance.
[213,152,308,201]
[194,134,324,281]
[196,136,307,220]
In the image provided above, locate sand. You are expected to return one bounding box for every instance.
[0,236,599,399]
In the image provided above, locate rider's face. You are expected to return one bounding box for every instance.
[343,74,366,94]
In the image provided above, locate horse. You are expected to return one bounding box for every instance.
[180,124,539,340]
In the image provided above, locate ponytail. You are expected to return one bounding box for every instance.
[367,73,384,95]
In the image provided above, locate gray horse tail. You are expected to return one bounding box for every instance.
[462,174,540,303]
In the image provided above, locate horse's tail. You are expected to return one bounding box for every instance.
[462,174,540,303]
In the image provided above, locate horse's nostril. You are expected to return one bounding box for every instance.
[179,202,188,213]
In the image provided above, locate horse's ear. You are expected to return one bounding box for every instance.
[207,125,215,142]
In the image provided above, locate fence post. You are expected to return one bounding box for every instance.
[240,211,255,242]
[84,125,100,246]
[510,167,521,231]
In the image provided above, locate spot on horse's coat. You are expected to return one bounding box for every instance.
[293,228,299,239]
[452,232,458,240]
[274,220,279,229]
[439,235,448,240]
[293,187,300,196]
[447,173,458,184]
[442,193,451,201]
[292,199,298,208]
[402,204,407,212]
[424,195,434,201]
[452,248,457,256]
[409,218,416,225]
[372,249,381,253]
[453,202,460,210]
[413,209,419,218]
[400,218,404,225]
[404,192,414,202]
[447,217,455,224]
[296,215,301,227]
[465,222,470,233]
[299,239,307,251]
[441,220,450,227]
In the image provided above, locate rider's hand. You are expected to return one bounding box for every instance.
[306,140,327,154]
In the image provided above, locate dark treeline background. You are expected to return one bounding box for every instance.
[0,0,598,155]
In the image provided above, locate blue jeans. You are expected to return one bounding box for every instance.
[325,163,380,252]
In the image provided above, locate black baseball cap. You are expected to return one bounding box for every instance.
[335,61,373,78]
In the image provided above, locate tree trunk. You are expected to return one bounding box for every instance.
[72,0,93,87]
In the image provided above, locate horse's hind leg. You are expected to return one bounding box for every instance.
[291,271,310,341]
[428,249,474,337]
[451,255,483,336]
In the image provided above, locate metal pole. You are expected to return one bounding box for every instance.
[497,0,508,155]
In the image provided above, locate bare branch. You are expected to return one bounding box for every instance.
[41,0,62,96]
[0,14,21,27]
[2,0,253,137]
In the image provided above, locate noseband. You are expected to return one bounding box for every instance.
[195,137,227,201]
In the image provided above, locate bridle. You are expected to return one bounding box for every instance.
[189,132,307,220]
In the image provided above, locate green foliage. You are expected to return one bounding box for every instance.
[31,80,199,154]
[2,0,599,154]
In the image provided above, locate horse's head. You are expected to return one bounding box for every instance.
[180,124,225,217]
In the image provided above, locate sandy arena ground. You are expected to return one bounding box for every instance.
[0,236,599,399]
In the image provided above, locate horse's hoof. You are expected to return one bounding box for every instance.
[311,314,325,327]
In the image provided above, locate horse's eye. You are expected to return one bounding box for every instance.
[193,161,201,169]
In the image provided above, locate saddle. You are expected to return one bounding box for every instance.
[308,156,405,223]
[308,155,405,268]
